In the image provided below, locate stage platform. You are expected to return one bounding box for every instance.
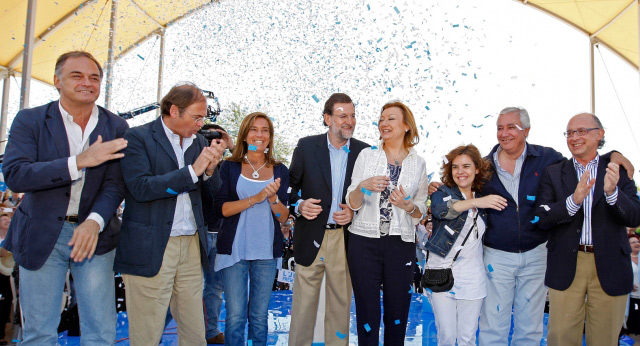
[52,290,635,345]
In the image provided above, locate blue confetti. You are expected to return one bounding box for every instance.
[452,24,459,28]
[166,188,177,195]
[248,341,253,346]
[474,73,478,79]
[361,187,372,196]
[409,284,413,293]
[248,144,257,151]
[276,213,280,218]
[497,304,500,312]
[298,190,302,197]
[472,124,483,128]
[425,287,432,293]
[342,146,350,153]
[336,331,347,339]
[449,291,455,295]
[364,323,371,332]
[530,216,539,224]
[487,264,494,272]
[436,86,443,90]
[320,257,324,261]
[395,319,400,325]
[427,172,434,183]
[527,195,536,201]
[404,195,411,200]
[291,201,299,207]
[312,95,320,103]
[393,6,400,14]
[484,114,492,118]
[425,105,430,111]
[137,54,144,60]
[372,121,378,126]
[371,146,378,150]
[457,131,462,135]
[367,4,370,10]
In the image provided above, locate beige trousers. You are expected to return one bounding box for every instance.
[123,234,205,346]
[288,227,352,346]
[548,252,627,346]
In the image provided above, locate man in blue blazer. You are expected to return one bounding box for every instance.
[115,83,226,345]
[536,113,640,346]
[2,51,129,345]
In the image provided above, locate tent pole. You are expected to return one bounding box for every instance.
[104,0,118,110]
[20,0,37,110]
[590,39,596,113]
[1,74,10,154]
[156,28,165,117]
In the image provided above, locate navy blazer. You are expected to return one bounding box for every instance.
[2,101,128,270]
[114,117,213,277]
[535,155,640,296]
[288,133,369,266]
[214,160,289,259]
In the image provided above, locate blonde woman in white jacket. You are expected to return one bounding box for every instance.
[345,101,429,346]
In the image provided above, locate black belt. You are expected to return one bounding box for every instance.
[326,224,339,229]
[578,244,594,253]
[65,215,79,223]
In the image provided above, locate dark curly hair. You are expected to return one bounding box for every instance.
[440,145,492,192]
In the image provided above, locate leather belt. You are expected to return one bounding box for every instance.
[326,224,339,229]
[578,244,594,253]
[65,215,79,223]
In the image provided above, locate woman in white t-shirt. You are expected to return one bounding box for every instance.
[425,145,507,346]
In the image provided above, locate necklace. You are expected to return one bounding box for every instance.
[245,155,267,178]
[386,150,407,166]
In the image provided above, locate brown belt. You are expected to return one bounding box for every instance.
[578,244,594,253]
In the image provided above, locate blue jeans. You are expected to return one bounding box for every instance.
[203,232,224,338]
[19,222,116,345]
[478,243,548,346]
[220,259,277,346]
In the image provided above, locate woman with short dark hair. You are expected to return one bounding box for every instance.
[425,144,507,346]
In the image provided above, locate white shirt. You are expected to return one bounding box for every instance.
[427,205,487,300]
[345,145,429,242]
[59,102,104,231]
[160,117,199,237]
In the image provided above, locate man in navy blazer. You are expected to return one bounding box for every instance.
[536,113,640,346]
[115,83,226,345]
[2,51,128,345]
[288,93,369,345]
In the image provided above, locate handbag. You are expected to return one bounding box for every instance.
[421,212,479,292]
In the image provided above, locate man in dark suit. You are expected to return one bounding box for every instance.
[2,51,128,345]
[115,83,225,345]
[288,93,369,345]
[536,113,640,346]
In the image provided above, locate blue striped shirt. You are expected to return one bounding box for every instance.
[566,155,618,245]
[326,134,349,224]
[493,144,527,205]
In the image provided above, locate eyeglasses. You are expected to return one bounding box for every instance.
[563,127,600,138]
[189,115,206,125]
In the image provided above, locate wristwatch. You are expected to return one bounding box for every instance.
[271,196,279,205]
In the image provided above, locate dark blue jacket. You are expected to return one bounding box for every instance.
[425,185,487,257]
[535,156,640,296]
[3,101,128,270]
[215,160,289,259]
[114,118,214,277]
[482,143,564,253]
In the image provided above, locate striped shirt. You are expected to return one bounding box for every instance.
[493,144,527,205]
[566,155,618,245]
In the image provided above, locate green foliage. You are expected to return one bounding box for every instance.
[210,102,293,165]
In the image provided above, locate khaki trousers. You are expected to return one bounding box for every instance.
[123,234,205,346]
[288,227,352,346]
[548,251,627,346]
